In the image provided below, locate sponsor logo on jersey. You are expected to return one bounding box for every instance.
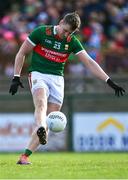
[34,45,69,63]
[45,39,52,44]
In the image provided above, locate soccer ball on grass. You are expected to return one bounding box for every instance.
[46,111,67,132]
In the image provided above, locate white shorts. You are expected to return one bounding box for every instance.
[28,71,64,105]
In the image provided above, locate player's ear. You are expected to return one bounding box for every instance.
[59,19,64,25]
[76,28,80,32]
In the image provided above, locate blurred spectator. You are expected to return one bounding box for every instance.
[4,62,14,77]
[0,0,128,76]
[0,0,11,17]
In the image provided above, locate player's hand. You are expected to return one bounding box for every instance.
[9,76,24,95]
[107,78,125,97]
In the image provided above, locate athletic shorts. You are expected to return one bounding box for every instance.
[28,71,64,105]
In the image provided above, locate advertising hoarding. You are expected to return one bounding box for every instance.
[0,113,67,152]
[73,112,128,151]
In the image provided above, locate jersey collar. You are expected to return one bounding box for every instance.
[53,26,62,40]
[53,26,57,35]
[53,25,71,42]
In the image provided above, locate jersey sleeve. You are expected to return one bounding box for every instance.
[71,36,84,54]
[27,26,44,46]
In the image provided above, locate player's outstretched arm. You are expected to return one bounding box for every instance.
[77,50,125,97]
[9,39,34,95]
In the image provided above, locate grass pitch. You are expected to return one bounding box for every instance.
[0,152,128,179]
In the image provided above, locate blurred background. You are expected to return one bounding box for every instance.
[0,0,128,152]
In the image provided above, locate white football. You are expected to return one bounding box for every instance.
[46,111,67,132]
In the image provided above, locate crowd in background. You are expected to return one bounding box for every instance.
[0,0,128,77]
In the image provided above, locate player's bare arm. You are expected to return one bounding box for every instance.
[14,39,34,76]
[77,50,125,97]
[9,40,34,95]
[77,50,109,81]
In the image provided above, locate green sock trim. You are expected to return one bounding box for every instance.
[24,149,32,157]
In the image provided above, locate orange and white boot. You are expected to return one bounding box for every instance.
[17,154,31,165]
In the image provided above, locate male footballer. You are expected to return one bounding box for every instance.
[9,12,125,164]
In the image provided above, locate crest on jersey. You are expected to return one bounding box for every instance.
[65,44,69,50]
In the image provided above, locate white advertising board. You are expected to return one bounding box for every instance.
[0,113,34,151]
[73,112,128,151]
[0,113,67,152]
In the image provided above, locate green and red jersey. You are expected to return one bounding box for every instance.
[27,25,84,76]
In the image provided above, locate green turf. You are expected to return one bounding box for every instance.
[0,152,128,179]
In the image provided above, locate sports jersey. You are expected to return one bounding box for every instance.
[27,25,84,76]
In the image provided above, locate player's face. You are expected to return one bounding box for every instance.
[58,22,75,38]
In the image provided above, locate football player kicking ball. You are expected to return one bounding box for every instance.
[9,12,125,165]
